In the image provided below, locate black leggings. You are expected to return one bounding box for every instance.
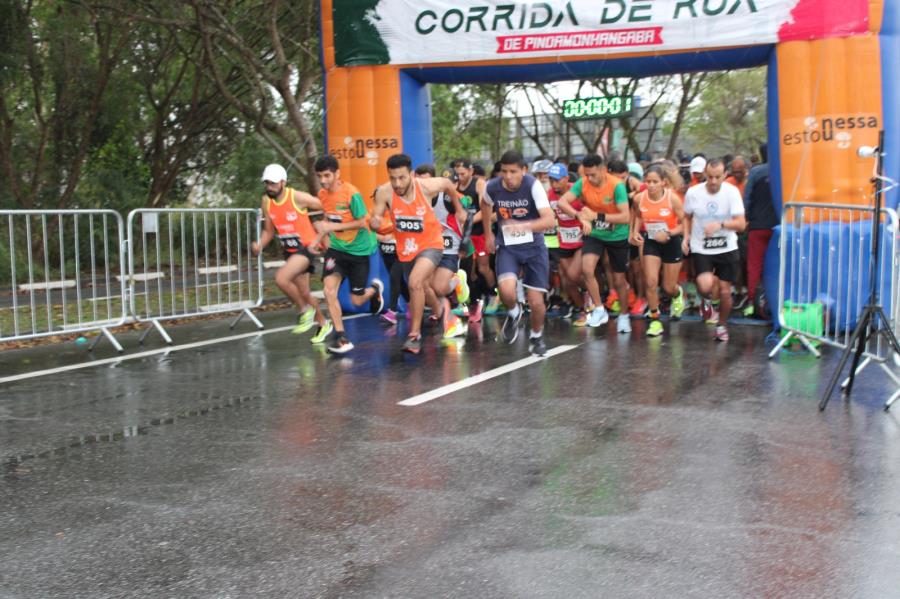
[382,253,409,310]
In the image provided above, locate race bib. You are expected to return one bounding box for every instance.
[395,216,424,233]
[703,236,728,250]
[502,224,534,246]
[593,219,611,231]
[442,233,460,252]
[559,226,582,244]
[278,234,301,249]
[646,222,668,237]
[380,242,396,255]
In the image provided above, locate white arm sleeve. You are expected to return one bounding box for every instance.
[531,180,550,210]
[482,186,494,206]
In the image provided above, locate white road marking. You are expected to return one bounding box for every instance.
[0,313,368,384]
[398,344,581,407]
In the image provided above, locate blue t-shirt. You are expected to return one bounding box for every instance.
[484,174,551,249]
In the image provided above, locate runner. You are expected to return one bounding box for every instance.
[682,158,747,341]
[608,159,647,317]
[630,165,687,337]
[414,164,470,339]
[689,156,707,187]
[375,209,410,326]
[314,155,384,354]
[533,159,563,308]
[557,153,633,333]
[481,150,556,356]
[252,164,332,342]
[547,163,585,321]
[370,154,462,354]
[454,159,496,318]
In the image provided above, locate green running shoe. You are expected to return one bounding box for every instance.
[310,321,333,344]
[292,308,317,334]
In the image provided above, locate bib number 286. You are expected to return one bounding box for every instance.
[703,236,727,250]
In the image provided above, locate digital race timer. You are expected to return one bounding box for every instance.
[562,96,635,120]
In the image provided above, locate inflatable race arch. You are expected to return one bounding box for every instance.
[319,0,900,316]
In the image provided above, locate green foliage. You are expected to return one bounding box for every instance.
[431,84,510,170]
[681,68,767,157]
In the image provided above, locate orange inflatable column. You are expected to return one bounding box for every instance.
[777,35,883,212]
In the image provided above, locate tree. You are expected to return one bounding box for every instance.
[681,67,767,157]
[0,0,133,209]
[430,83,511,169]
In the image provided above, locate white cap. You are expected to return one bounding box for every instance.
[689,156,707,174]
[261,164,287,183]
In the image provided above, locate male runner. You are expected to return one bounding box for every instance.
[557,153,632,333]
[252,164,331,342]
[481,150,556,356]
[454,159,497,316]
[314,155,384,354]
[414,164,470,339]
[682,158,747,341]
[370,154,462,354]
[547,163,585,320]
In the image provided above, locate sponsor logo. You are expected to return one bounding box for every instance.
[706,202,719,216]
[325,258,336,270]
[403,238,419,256]
[330,137,400,161]
[782,115,879,147]
[285,212,297,221]
[513,208,529,217]
[498,198,532,208]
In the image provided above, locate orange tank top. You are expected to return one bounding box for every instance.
[637,189,679,231]
[266,188,317,251]
[391,182,444,262]
[318,181,364,243]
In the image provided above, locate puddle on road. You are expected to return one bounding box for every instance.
[3,394,262,477]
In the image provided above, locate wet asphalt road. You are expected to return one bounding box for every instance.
[1,310,899,598]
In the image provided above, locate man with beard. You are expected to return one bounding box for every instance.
[370,154,462,354]
[252,163,331,342]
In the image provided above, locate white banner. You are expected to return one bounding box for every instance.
[332,0,870,66]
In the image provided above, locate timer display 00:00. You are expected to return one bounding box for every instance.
[562,96,634,120]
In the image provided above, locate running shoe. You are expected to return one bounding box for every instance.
[714,325,730,342]
[469,299,483,324]
[604,290,619,311]
[443,317,467,339]
[380,309,398,325]
[369,278,385,314]
[310,321,333,344]
[629,298,648,317]
[616,313,632,334]
[742,304,755,318]
[484,294,502,315]
[646,319,664,337]
[700,299,712,322]
[500,309,522,344]
[733,293,750,312]
[670,286,686,320]
[573,311,588,327]
[327,332,354,354]
[292,307,316,334]
[587,306,609,328]
[402,334,422,354]
[455,269,470,304]
[452,304,469,318]
[529,335,548,357]
[560,302,575,319]
[706,307,720,325]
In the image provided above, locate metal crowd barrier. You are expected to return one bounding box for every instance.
[769,202,900,403]
[1,210,127,351]
[126,208,265,344]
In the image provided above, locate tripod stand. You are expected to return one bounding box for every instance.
[820,131,900,411]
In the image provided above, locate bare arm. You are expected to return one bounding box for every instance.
[252,197,274,255]
[368,184,392,232]
[294,190,323,211]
